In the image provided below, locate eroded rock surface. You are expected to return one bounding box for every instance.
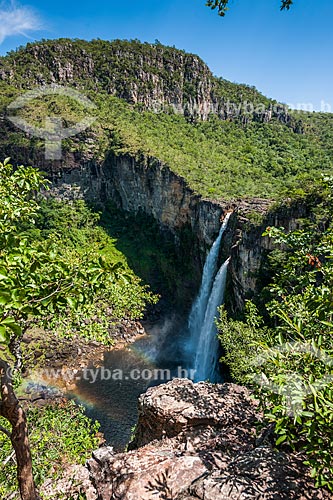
[87,379,331,499]
[40,463,98,500]
[129,379,258,449]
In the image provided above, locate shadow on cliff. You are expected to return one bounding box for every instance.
[100,201,199,316]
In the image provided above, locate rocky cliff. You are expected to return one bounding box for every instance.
[50,153,228,246]
[48,152,232,308]
[50,151,310,311]
[229,198,314,311]
[0,39,293,124]
[85,379,329,500]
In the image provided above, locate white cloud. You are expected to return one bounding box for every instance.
[0,1,42,44]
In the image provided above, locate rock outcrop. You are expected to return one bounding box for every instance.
[87,379,330,500]
[40,463,98,500]
[0,39,293,124]
[229,198,316,310]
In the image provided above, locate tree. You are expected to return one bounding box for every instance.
[0,159,130,499]
[206,0,294,17]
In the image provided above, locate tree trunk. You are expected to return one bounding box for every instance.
[0,359,39,500]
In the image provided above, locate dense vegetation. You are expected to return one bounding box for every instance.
[0,400,100,499]
[101,202,196,309]
[97,103,332,198]
[24,198,158,342]
[218,179,333,490]
[0,165,156,345]
[0,83,332,199]
[0,39,332,201]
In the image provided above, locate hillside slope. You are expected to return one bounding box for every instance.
[0,39,332,199]
[0,38,287,123]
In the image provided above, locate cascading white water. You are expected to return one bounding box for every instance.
[193,257,230,382]
[187,212,231,382]
[187,213,231,350]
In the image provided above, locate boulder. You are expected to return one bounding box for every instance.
[129,378,259,450]
[88,379,332,499]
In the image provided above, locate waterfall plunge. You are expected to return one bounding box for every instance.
[193,257,230,382]
[187,213,231,382]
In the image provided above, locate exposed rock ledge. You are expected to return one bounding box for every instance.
[85,379,330,500]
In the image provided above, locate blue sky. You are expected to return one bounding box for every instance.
[0,0,332,111]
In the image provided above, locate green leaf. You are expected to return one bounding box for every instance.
[66,297,78,310]
[0,317,22,337]
[0,291,11,305]
[0,325,9,344]
[276,434,288,446]
[0,268,8,280]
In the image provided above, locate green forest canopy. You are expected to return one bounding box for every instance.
[1,85,332,200]
[0,39,332,200]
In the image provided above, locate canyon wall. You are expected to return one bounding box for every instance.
[228,200,311,311]
[49,154,233,308]
[51,154,228,246]
[49,152,308,312]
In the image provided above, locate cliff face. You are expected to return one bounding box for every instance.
[0,39,292,124]
[0,41,212,120]
[49,152,309,311]
[51,153,228,253]
[229,200,313,310]
[49,153,231,305]
[50,152,309,311]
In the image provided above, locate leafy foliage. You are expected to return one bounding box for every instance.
[101,202,196,308]
[0,87,332,199]
[0,400,100,498]
[217,301,271,385]
[206,0,294,17]
[0,161,157,347]
[217,178,333,490]
[23,198,158,342]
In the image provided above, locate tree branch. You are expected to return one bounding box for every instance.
[206,0,294,16]
[30,280,75,304]
[0,424,11,438]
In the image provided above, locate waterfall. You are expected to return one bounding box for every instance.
[187,212,231,382]
[193,257,230,382]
